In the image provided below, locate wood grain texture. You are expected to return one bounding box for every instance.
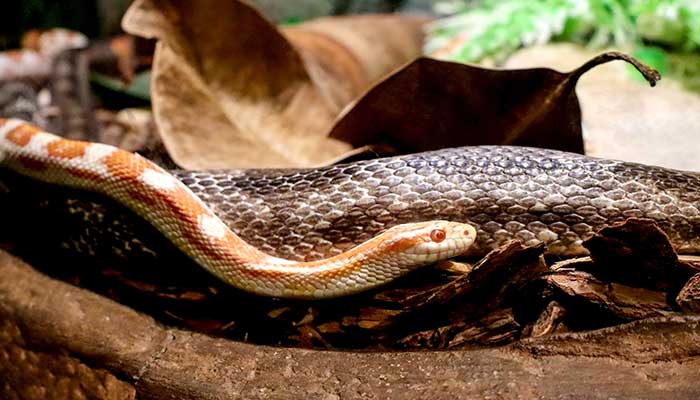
[3,250,700,399]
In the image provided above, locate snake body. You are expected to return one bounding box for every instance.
[0,119,476,299]
[2,119,700,297]
[175,142,700,260]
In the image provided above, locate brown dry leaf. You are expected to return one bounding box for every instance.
[122,0,427,169]
[329,52,659,154]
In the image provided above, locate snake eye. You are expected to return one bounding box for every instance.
[430,229,446,243]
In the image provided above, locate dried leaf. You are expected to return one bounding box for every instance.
[122,0,426,169]
[329,52,659,154]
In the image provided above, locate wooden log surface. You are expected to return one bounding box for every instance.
[3,250,700,399]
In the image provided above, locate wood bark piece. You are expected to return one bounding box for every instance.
[380,242,546,312]
[3,250,700,399]
[526,300,568,338]
[296,241,547,348]
[677,273,700,313]
[544,271,675,321]
[363,242,547,347]
[583,218,697,293]
[397,308,520,349]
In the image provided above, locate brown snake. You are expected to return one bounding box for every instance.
[173,143,700,259]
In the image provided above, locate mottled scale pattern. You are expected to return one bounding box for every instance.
[175,146,700,261]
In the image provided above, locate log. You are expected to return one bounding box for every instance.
[3,250,700,399]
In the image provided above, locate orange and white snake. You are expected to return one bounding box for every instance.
[0,119,477,299]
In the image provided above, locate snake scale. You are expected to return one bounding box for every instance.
[2,118,700,298]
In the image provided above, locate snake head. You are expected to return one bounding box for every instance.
[383,220,477,264]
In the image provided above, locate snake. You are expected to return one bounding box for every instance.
[2,119,700,298]
[0,119,477,299]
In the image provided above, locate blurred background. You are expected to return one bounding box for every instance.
[3,0,698,95]
[0,0,698,169]
[0,0,439,46]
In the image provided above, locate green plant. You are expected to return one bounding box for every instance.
[425,0,700,91]
[426,0,700,62]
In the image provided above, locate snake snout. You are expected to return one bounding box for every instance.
[451,222,477,253]
[447,222,476,239]
[431,221,477,257]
